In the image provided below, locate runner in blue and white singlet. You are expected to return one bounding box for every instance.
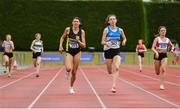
[101,14,127,93]
[104,26,121,50]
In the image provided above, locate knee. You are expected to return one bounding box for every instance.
[115,67,119,72]
[162,67,166,72]
[4,58,9,62]
[114,65,119,72]
[36,61,39,65]
[5,60,9,63]
[107,69,112,74]
[66,67,72,72]
[5,60,9,65]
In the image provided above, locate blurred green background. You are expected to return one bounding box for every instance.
[0,0,179,51]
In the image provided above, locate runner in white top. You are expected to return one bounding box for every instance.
[2,34,15,77]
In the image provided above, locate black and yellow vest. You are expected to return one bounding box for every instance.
[66,27,81,51]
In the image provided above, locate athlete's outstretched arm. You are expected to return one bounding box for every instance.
[120,28,127,46]
[77,29,86,48]
[59,27,69,53]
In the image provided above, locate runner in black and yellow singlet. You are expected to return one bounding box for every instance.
[66,27,81,56]
[59,17,86,94]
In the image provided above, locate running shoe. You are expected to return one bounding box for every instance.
[7,73,11,78]
[69,87,75,94]
[111,87,116,93]
[160,84,165,90]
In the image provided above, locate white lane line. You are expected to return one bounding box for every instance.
[119,78,180,108]
[28,67,64,109]
[0,72,35,89]
[120,68,180,87]
[80,67,107,109]
[99,68,180,108]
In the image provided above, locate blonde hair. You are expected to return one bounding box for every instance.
[35,33,41,38]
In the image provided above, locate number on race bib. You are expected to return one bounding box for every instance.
[69,42,79,48]
[160,43,167,49]
[110,40,120,48]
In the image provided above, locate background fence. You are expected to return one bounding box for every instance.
[1,51,178,67]
[0,0,179,51]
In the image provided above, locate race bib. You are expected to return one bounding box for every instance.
[138,49,144,52]
[5,44,11,49]
[69,42,79,48]
[159,43,168,49]
[110,40,120,48]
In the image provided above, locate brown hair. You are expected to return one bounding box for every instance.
[138,39,144,44]
[158,26,166,32]
[73,17,82,28]
[104,14,117,27]
[6,33,11,37]
[154,26,167,37]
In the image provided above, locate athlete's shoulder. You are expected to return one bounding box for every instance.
[65,27,70,31]
[40,40,43,43]
[3,40,6,43]
[165,37,170,40]
[32,40,36,43]
[81,29,85,32]
[119,27,123,31]
[154,36,159,41]
[104,27,108,32]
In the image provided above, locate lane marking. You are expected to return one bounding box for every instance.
[28,67,64,109]
[121,68,180,87]
[0,72,35,89]
[99,68,180,108]
[80,67,107,109]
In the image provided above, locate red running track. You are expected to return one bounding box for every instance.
[0,65,179,108]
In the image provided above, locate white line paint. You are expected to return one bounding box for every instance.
[80,67,107,109]
[99,68,180,108]
[28,67,64,109]
[119,78,180,108]
[120,68,180,87]
[0,73,34,89]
